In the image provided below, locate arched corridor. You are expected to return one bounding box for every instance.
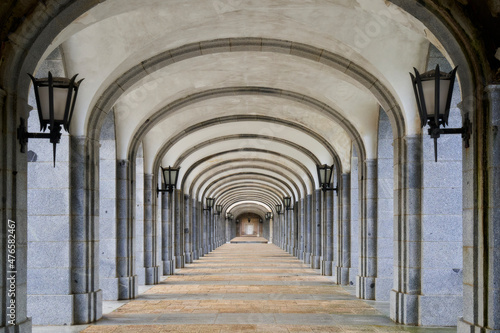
[1,1,499,332]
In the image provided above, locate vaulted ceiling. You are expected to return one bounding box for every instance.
[34,0,443,216]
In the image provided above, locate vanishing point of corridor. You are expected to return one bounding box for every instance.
[81,238,454,333]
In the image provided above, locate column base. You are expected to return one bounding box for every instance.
[297,249,304,260]
[162,260,175,275]
[303,252,311,264]
[390,289,418,325]
[322,260,333,276]
[0,316,32,333]
[311,255,321,269]
[335,266,350,285]
[356,275,375,300]
[118,275,138,300]
[175,255,185,268]
[199,247,204,257]
[185,251,193,264]
[73,289,103,324]
[145,266,160,285]
[458,317,500,333]
[193,249,199,260]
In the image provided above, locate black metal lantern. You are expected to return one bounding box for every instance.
[283,197,292,210]
[265,212,272,219]
[259,218,263,223]
[276,204,282,215]
[226,212,233,220]
[215,204,223,215]
[317,164,337,192]
[410,65,471,161]
[157,166,180,196]
[18,72,83,166]
[204,197,215,211]
[236,219,240,224]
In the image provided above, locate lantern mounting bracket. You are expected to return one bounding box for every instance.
[427,113,471,162]
[320,184,338,192]
[17,117,62,166]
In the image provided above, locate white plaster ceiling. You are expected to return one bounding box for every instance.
[34,0,437,213]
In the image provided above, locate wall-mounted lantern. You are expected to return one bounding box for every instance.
[259,218,263,223]
[18,72,83,166]
[276,204,282,215]
[156,166,180,196]
[226,212,233,220]
[215,204,223,215]
[236,219,240,224]
[265,212,272,219]
[410,65,471,161]
[204,197,215,211]
[283,197,293,210]
[317,164,338,192]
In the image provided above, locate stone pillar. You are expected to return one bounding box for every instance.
[198,202,204,256]
[98,113,118,301]
[183,194,192,263]
[143,174,159,284]
[279,213,284,249]
[26,108,73,323]
[116,159,138,300]
[288,207,294,255]
[292,201,300,257]
[485,84,500,332]
[191,198,198,260]
[390,136,422,325]
[312,189,322,269]
[134,156,144,285]
[0,88,32,332]
[209,213,215,251]
[68,137,103,322]
[458,84,500,332]
[356,159,377,300]
[282,212,286,250]
[203,210,209,254]
[174,190,184,268]
[322,190,334,276]
[350,151,360,286]
[336,173,351,284]
[285,209,290,253]
[298,198,305,260]
[375,108,394,301]
[161,191,174,275]
[304,194,312,264]
[269,215,274,243]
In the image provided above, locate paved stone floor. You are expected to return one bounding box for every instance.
[38,240,456,332]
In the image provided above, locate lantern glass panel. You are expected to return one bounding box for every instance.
[38,86,73,122]
[318,167,326,184]
[169,169,178,185]
[420,79,451,118]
